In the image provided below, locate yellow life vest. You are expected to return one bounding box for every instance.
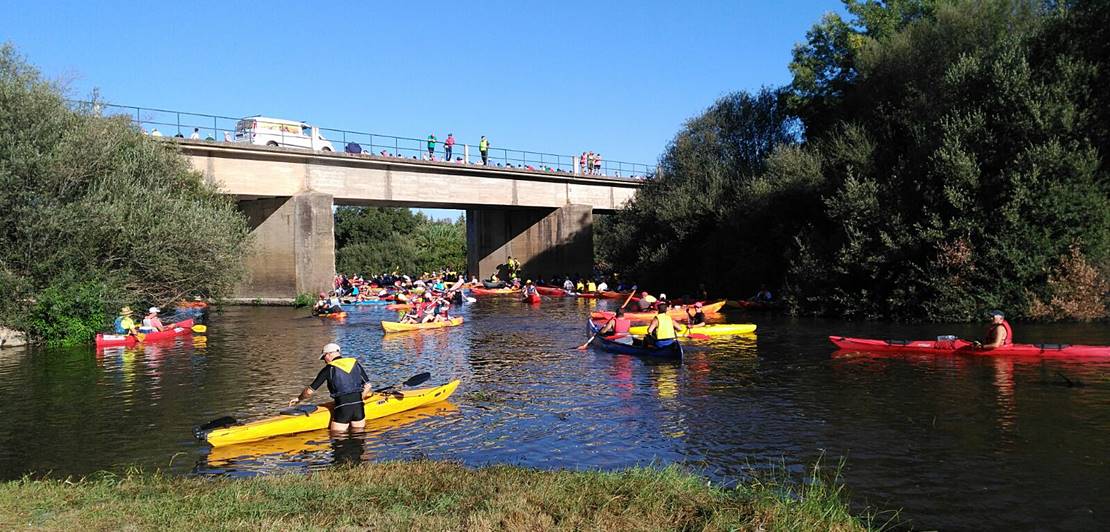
[653,314,677,340]
[328,357,357,373]
[586,281,597,292]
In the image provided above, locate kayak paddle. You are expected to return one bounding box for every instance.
[576,285,637,350]
[370,372,432,398]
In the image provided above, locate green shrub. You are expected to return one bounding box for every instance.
[0,44,252,343]
[292,292,316,308]
[24,280,111,346]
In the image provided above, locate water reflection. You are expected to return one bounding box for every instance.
[0,304,1108,529]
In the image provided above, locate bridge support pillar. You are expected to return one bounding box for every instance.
[466,204,593,281]
[235,192,336,300]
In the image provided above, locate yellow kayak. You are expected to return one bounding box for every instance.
[628,323,757,337]
[381,317,464,332]
[205,380,460,447]
[207,403,459,463]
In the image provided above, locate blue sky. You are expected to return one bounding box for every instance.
[5,0,844,220]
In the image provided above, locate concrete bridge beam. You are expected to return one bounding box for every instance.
[466,204,593,281]
[236,192,336,299]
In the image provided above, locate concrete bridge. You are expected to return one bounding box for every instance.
[174,140,644,299]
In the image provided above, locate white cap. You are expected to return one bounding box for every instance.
[148,307,160,314]
[320,343,341,359]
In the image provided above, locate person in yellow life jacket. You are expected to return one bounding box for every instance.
[112,306,139,335]
[289,343,372,433]
[575,279,586,292]
[586,279,597,293]
[645,303,678,348]
[974,310,1013,349]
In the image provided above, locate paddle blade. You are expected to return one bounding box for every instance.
[403,372,431,387]
[192,324,207,333]
[687,333,711,341]
[194,416,237,438]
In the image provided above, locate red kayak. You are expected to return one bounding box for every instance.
[536,286,568,297]
[598,291,635,299]
[95,319,195,347]
[522,293,541,304]
[829,336,1110,359]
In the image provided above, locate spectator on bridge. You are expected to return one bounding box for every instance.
[479,136,489,165]
[445,133,455,160]
[150,128,162,137]
[174,132,185,139]
[223,131,232,142]
[427,134,437,158]
[189,127,200,140]
[594,153,602,175]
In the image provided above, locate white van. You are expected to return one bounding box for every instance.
[234,116,335,152]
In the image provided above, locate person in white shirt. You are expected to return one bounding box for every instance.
[189,128,200,140]
[597,281,609,292]
[150,128,163,137]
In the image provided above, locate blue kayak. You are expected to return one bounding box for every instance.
[344,299,393,306]
[588,319,683,359]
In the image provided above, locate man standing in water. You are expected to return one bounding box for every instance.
[289,343,372,433]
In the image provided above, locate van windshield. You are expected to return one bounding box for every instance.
[235,119,255,132]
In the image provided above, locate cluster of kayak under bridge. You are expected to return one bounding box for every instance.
[94,284,1110,453]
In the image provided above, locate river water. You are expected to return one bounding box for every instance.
[0,298,1107,530]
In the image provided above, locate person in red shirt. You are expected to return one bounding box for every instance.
[445,133,455,160]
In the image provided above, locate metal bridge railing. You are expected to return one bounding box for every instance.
[73,101,657,180]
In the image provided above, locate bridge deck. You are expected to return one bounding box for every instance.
[173,139,643,212]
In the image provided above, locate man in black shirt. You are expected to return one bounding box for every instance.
[289,343,372,433]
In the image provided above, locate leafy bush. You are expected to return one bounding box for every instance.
[292,292,316,308]
[0,45,251,343]
[24,280,111,346]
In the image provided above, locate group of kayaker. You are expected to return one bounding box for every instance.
[397,290,456,324]
[112,306,172,335]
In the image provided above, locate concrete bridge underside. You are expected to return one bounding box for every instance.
[177,141,641,298]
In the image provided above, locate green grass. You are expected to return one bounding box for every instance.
[0,460,880,531]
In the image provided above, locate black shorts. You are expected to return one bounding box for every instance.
[332,392,365,424]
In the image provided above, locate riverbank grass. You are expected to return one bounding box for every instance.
[0,460,873,531]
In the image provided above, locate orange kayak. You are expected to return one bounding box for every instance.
[591,300,727,321]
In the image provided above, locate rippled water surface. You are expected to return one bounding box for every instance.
[1,298,1108,530]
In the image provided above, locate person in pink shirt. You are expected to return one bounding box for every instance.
[444,133,455,161]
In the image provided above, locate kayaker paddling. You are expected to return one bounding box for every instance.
[140,307,165,333]
[645,302,678,348]
[289,343,372,433]
[598,307,631,335]
[685,301,706,328]
[974,310,1013,349]
[637,291,657,311]
[113,306,140,336]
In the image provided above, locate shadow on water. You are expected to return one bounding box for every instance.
[1,299,1108,529]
